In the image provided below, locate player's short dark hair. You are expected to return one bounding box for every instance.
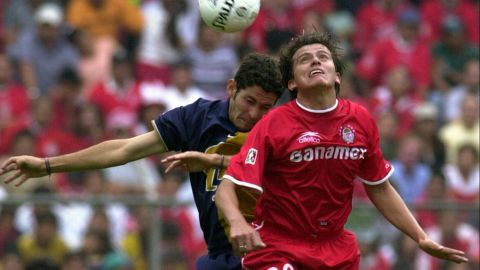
[279,32,346,98]
[234,53,284,98]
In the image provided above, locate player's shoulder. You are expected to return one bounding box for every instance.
[340,99,373,118]
[256,100,295,125]
[177,98,223,114]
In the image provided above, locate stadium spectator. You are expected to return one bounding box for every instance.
[0,249,23,270]
[242,0,298,54]
[415,173,450,230]
[0,53,30,150]
[368,65,422,138]
[17,211,70,264]
[61,250,88,270]
[133,82,169,137]
[353,0,412,56]
[443,144,479,203]
[135,0,199,83]
[431,15,479,91]
[66,0,144,58]
[66,0,143,94]
[67,27,109,95]
[442,59,479,122]
[420,0,479,45]
[121,205,150,270]
[377,111,399,161]
[55,170,129,249]
[356,8,432,97]
[439,92,479,164]
[0,206,20,258]
[390,134,433,203]
[68,102,106,147]
[86,49,142,126]
[1,97,85,159]
[2,0,59,46]
[184,22,238,99]
[82,229,132,270]
[25,257,61,270]
[8,3,78,98]
[412,102,446,172]
[49,68,85,132]
[161,59,213,110]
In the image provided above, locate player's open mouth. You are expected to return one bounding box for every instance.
[309,69,325,77]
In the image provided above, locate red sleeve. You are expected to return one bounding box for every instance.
[224,118,271,192]
[357,111,394,184]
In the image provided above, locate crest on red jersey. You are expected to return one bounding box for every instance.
[245,148,258,165]
[339,125,355,144]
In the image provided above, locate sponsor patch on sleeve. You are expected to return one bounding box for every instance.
[245,148,258,165]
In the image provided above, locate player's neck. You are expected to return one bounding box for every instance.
[296,90,337,111]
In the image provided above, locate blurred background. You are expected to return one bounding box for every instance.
[0,0,478,269]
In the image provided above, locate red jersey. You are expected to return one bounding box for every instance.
[224,99,394,239]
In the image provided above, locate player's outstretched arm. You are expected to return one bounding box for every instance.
[161,151,230,173]
[216,178,265,255]
[365,180,469,264]
[1,131,167,186]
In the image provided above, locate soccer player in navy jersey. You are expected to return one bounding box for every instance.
[0,53,284,270]
[215,33,469,269]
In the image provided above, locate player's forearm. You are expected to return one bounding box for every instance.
[49,139,132,173]
[216,179,248,226]
[365,180,428,243]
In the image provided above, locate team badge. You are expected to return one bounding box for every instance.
[245,148,258,165]
[339,125,355,144]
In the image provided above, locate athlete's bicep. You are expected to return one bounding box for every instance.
[124,130,169,161]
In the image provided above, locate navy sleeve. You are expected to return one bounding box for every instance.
[152,98,203,152]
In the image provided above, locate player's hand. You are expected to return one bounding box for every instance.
[230,220,266,256]
[419,237,468,263]
[161,151,218,173]
[0,156,46,186]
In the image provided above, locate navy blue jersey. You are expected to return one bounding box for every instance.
[153,98,239,255]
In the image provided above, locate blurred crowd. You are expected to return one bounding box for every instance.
[0,0,478,269]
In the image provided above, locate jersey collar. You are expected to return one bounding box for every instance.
[295,99,338,113]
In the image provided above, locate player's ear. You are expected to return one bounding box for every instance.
[227,79,236,97]
[336,72,341,85]
[287,79,296,91]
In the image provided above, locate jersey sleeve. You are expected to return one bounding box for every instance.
[356,112,394,185]
[151,104,193,152]
[223,118,271,193]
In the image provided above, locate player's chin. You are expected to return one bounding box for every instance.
[237,123,254,132]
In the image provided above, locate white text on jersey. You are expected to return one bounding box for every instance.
[290,146,367,162]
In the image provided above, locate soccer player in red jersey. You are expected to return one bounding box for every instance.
[215,33,469,269]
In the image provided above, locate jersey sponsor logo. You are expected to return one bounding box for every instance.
[245,148,258,165]
[290,146,367,162]
[297,131,321,144]
[339,124,355,144]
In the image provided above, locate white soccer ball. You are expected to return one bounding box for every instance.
[198,0,261,33]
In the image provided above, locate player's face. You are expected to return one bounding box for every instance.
[288,44,340,93]
[228,82,277,132]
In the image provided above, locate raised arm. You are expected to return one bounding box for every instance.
[365,180,468,263]
[1,130,167,186]
[215,179,265,255]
